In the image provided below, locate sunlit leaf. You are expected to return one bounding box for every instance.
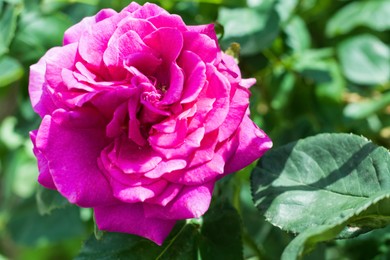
[218,2,279,55]
[7,200,86,246]
[0,2,21,56]
[284,15,310,53]
[36,186,70,215]
[326,0,390,37]
[252,133,390,258]
[0,55,23,87]
[338,34,390,85]
[10,9,73,63]
[344,92,390,120]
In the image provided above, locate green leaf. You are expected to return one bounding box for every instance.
[7,199,86,246]
[76,223,198,260]
[199,201,243,260]
[326,0,390,37]
[344,91,390,120]
[218,2,279,56]
[252,133,390,257]
[338,34,390,85]
[281,224,345,260]
[274,0,298,24]
[77,201,243,259]
[284,15,311,53]
[271,71,295,110]
[0,55,23,87]
[251,133,390,250]
[36,185,70,215]
[0,2,21,56]
[10,9,73,63]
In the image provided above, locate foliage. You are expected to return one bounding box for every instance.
[0,0,389,259]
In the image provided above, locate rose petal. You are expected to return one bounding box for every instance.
[151,126,205,159]
[223,115,273,174]
[159,62,184,105]
[143,27,183,64]
[109,137,162,174]
[63,9,117,45]
[164,152,225,185]
[35,109,116,207]
[30,130,56,189]
[29,59,57,117]
[144,182,214,220]
[148,13,187,31]
[183,31,219,63]
[94,203,176,245]
[130,3,167,19]
[178,51,207,104]
[146,183,182,206]
[78,11,127,68]
[112,179,168,203]
[202,65,230,133]
[218,86,250,142]
[187,23,218,44]
[45,43,78,91]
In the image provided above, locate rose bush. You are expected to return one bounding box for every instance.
[29,2,272,245]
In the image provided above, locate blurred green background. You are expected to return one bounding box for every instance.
[0,0,389,259]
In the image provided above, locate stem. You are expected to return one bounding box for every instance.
[155,223,188,260]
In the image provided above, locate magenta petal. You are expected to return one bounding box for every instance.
[148,13,187,31]
[94,203,176,245]
[110,137,162,174]
[187,23,218,43]
[224,115,273,174]
[131,2,167,19]
[159,62,184,105]
[112,179,168,203]
[144,159,187,179]
[45,43,78,91]
[35,110,116,207]
[203,65,230,133]
[78,12,126,68]
[143,27,183,63]
[29,59,57,117]
[183,31,219,63]
[179,51,206,104]
[218,86,250,142]
[30,130,56,189]
[63,9,117,45]
[144,182,214,220]
[164,152,225,185]
[104,27,155,67]
[146,183,182,206]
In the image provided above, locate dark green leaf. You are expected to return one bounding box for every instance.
[338,34,390,85]
[36,185,70,215]
[326,0,390,37]
[271,71,295,110]
[199,201,243,260]
[284,15,310,53]
[10,10,73,63]
[281,224,345,260]
[7,199,85,246]
[218,2,280,55]
[252,133,390,258]
[344,92,390,120]
[0,2,21,56]
[76,222,199,260]
[252,133,390,233]
[0,55,23,87]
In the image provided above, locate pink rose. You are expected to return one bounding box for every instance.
[29,2,272,245]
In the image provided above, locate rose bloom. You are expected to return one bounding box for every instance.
[29,2,272,245]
